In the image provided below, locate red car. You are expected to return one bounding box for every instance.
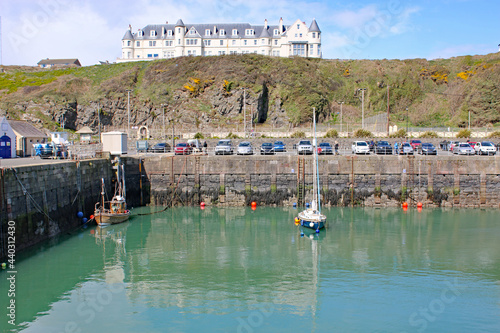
[174,143,192,155]
[468,142,478,149]
[410,139,422,150]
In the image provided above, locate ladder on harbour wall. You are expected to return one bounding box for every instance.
[407,156,415,204]
[297,157,305,206]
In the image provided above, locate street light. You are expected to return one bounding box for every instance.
[160,103,166,139]
[357,88,367,129]
[339,102,344,134]
[97,102,101,143]
[126,89,133,138]
[406,107,409,139]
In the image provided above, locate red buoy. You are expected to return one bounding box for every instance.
[200,202,206,207]
[402,202,408,209]
[251,201,257,207]
[417,202,423,208]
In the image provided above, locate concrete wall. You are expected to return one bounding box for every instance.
[0,159,113,259]
[142,154,500,209]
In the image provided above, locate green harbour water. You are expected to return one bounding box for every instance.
[1,207,500,333]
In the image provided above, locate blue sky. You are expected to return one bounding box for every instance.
[0,0,498,66]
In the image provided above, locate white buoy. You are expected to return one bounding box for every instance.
[309,222,314,228]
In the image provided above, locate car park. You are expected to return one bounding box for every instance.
[149,142,170,153]
[474,141,496,155]
[410,139,422,150]
[449,141,460,152]
[174,143,192,155]
[452,142,475,155]
[420,143,437,155]
[297,140,313,155]
[260,143,275,155]
[352,141,370,154]
[187,139,203,152]
[215,139,234,155]
[375,141,392,155]
[318,142,333,155]
[398,142,414,155]
[237,141,253,155]
[273,141,286,152]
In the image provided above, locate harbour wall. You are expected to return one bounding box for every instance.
[0,160,113,259]
[142,154,500,209]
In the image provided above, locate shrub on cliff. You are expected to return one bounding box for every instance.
[419,131,439,138]
[324,129,338,138]
[290,131,306,138]
[226,132,241,139]
[456,129,471,138]
[389,129,407,138]
[194,132,204,139]
[488,131,500,139]
[354,129,373,138]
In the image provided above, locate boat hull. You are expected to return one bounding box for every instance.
[299,219,326,230]
[94,212,130,226]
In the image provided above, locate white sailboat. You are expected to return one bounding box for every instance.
[297,107,327,232]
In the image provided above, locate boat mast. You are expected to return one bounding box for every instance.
[313,107,321,212]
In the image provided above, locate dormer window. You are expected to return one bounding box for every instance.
[220,29,225,36]
[245,29,254,36]
[150,30,157,37]
[205,29,211,36]
[189,28,197,35]
[274,29,279,36]
[168,30,172,37]
[232,29,238,36]
[137,30,143,37]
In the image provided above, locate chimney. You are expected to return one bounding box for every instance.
[128,24,132,31]
[264,19,268,29]
[213,25,217,35]
[279,17,284,33]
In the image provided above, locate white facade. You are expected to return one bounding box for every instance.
[117,18,321,62]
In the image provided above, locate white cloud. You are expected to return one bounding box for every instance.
[331,5,379,30]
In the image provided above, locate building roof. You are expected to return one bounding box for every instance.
[309,19,320,32]
[259,26,271,38]
[75,126,94,134]
[122,29,134,40]
[175,19,185,27]
[131,21,289,40]
[37,58,81,66]
[8,120,48,138]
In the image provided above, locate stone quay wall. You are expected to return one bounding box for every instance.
[141,154,500,209]
[0,160,113,259]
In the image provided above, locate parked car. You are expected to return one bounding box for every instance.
[187,139,203,152]
[273,141,286,152]
[297,140,313,155]
[375,141,392,155]
[420,143,437,155]
[36,143,68,159]
[149,142,171,153]
[215,139,234,155]
[453,142,475,155]
[260,143,275,155]
[398,142,414,155]
[352,141,370,154]
[449,141,460,152]
[237,141,253,155]
[474,141,496,155]
[409,139,422,150]
[318,142,333,155]
[174,143,192,155]
[468,142,478,149]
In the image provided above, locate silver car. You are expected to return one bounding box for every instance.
[237,141,253,155]
[214,139,234,155]
[454,143,475,155]
[297,140,313,155]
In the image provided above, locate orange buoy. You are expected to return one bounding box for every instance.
[251,201,257,207]
[417,202,423,208]
[402,202,408,209]
[294,217,300,224]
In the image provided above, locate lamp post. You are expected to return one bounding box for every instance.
[468,110,471,130]
[406,107,409,140]
[160,103,166,139]
[126,89,132,138]
[339,102,344,134]
[97,102,101,143]
[357,88,366,129]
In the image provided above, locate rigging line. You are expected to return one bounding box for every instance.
[11,168,56,223]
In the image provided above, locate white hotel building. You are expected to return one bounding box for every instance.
[118,18,321,62]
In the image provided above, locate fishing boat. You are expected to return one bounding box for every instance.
[94,163,130,226]
[297,107,327,232]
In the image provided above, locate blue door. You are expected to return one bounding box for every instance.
[0,135,12,158]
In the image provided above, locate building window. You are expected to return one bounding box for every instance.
[204,40,211,46]
[127,41,131,46]
[312,32,316,38]
[261,39,265,45]
[220,40,224,46]
[220,29,225,36]
[205,29,210,36]
[150,30,156,37]
[292,44,305,56]
[232,29,238,36]
[232,40,236,45]
[178,39,181,44]
[148,54,153,58]
[244,40,247,45]
[274,29,279,36]
[127,51,131,58]
[299,33,302,37]
[318,46,321,56]
[274,40,278,45]
[136,41,140,47]
[297,24,300,29]
[245,29,253,36]
[254,40,257,45]
[168,30,172,37]
[149,41,156,47]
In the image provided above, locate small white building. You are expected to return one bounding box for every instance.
[50,132,69,145]
[0,117,17,158]
[102,131,128,155]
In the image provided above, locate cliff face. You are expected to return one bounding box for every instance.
[1,53,500,133]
